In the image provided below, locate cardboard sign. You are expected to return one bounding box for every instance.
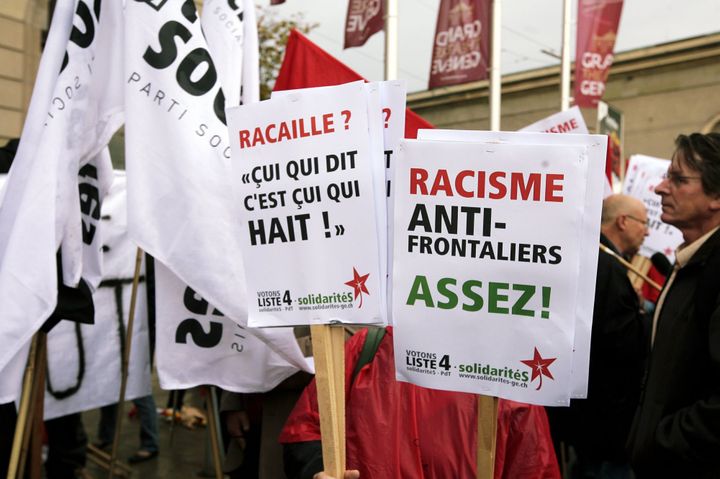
[227,81,384,326]
[392,138,592,405]
[416,130,607,399]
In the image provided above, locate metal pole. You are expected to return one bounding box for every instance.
[384,0,399,80]
[490,0,502,131]
[205,387,225,479]
[107,248,144,479]
[560,0,572,110]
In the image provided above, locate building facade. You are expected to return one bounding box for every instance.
[408,33,720,161]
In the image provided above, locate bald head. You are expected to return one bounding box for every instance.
[601,194,649,257]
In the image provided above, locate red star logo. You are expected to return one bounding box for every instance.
[344,268,370,308]
[520,348,556,391]
[664,247,673,256]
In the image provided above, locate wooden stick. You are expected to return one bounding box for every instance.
[205,386,225,479]
[476,395,499,479]
[27,334,47,479]
[87,445,133,475]
[6,333,41,479]
[107,248,144,479]
[310,324,346,479]
[599,244,662,291]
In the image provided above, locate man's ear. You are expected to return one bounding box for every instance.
[616,214,627,231]
[709,194,720,212]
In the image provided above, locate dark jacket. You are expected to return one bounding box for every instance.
[549,234,647,462]
[627,227,720,478]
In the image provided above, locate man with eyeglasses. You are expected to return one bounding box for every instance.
[627,133,720,478]
[549,194,649,479]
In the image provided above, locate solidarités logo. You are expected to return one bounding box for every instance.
[344,267,370,308]
[520,347,556,391]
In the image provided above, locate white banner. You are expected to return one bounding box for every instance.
[227,81,384,327]
[392,138,592,406]
[124,0,307,371]
[623,154,683,262]
[45,172,151,420]
[0,0,123,372]
[155,261,310,392]
[416,129,607,399]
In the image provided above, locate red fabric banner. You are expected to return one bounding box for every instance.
[574,0,624,108]
[344,0,385,49]
[429,0,490,89]
[274,29,434,139]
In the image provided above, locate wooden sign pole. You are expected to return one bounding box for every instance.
[107,248,144,479]
[476,395,499,479]
[310,324,346,478]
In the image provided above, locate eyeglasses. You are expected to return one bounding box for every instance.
[625,215,649,227]
[662,171,702,187]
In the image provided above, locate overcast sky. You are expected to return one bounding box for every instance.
[259,0,720,93]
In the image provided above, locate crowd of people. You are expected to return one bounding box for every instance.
[3,131,720,478]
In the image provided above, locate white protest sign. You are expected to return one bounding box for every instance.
[380,81,407,324]
[417,129,607,399]
[392,139,589,406]
[520,106,589,134]
[623,155,683,262]
[227,81,383,327]
[44,172,151,420]
[155,261,312,392]
[521,107,611,199]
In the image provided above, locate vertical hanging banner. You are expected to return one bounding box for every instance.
[392,138,591,405]
[597,101,624,183]
[574,0,624,108]
[344,0,385,49]
[227,81,383,327]
[428,0,491,89]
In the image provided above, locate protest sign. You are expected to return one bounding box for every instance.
[416,129,607,399]
[380,81,407,323]
[44,172,151,420]
[227,81,384,327]
[392,138,590,405]
[521,107,589,135]
[155,260,312,392]
[623,155,683,262]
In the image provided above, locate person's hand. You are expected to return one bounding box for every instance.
[224,410,250,449]
[313,470,360,479]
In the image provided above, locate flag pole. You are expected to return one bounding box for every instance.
[489,0,502,131]
[560,0,572,111]
[384,0,399,80]
[107,248,144,479]
[6,332,45,479]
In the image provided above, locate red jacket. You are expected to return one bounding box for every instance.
[280,327,560,479]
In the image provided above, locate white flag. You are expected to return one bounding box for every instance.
[0,0,123,372]
[201,0,259,106]
[125,0,308,375]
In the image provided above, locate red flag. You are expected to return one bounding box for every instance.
[274,29,433,139]
[429,0,490,89]
[270,0,286,4]
[574,0,623,108]
[344,0,385,49]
